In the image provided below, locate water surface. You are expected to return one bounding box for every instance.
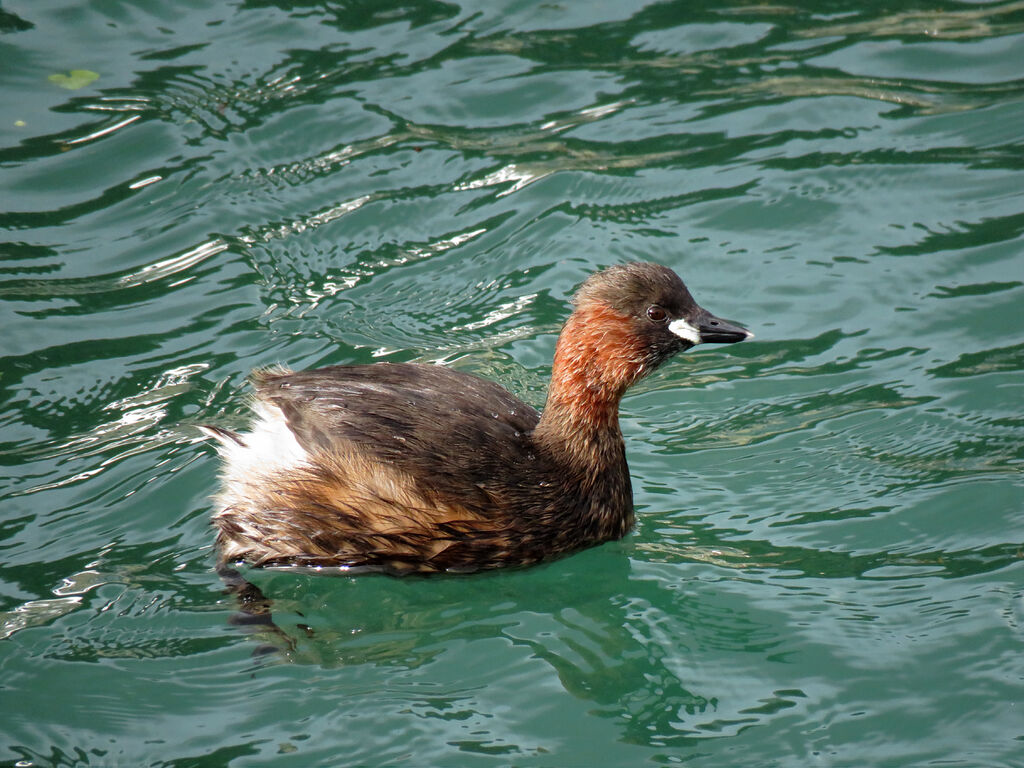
[1,1,1023,766]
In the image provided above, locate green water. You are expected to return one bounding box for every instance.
[2,1,1023,765]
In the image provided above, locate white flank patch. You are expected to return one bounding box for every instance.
[217,401,310,501]
[668,317,701,344]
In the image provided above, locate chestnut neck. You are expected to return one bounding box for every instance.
[533,303,646,467]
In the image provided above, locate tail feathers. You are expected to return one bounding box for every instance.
[250,364,293,387]
[197,424,247,447]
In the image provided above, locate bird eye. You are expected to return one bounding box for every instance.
[646,305,668,323]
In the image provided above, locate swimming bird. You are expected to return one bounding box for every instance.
[201,262,751,573]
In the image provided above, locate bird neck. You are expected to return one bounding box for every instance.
[534,304,643,466]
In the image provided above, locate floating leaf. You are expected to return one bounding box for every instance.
[48,69,99,90]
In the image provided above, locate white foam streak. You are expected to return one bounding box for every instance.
[118,240,228,288]
[64,115,142,145]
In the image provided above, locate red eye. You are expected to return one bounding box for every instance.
[646,305,668,323]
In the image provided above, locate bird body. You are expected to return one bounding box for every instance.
[202,262,751,573]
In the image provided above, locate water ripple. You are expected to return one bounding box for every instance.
[1,1,1022,765]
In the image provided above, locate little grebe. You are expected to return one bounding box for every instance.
[201,262,751,573]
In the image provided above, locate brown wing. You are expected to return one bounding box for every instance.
[251,362,542,512]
